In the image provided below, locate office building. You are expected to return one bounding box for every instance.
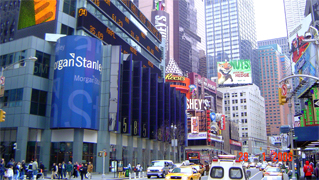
[0,0,187,173]
[206,0,259,88]
[258,44,291,135]
[284,0,307,34]
[219,84,267,155]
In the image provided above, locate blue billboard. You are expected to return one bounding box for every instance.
[51,35,102,129]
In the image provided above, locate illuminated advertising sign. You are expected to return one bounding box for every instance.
[294,43,318,98]
[152,10,169,63]
[88,0,162,62]
[217,59,252,85]
[120,0,162,42]
[187,99,211,110]
[229,140,242,147]
[191,117,199,134]
[51,35,102,129]
[188,132,207,140]
[165,73,185,81]
[288,15,312,63]
[18,0,56,29]
[77,8,161,75]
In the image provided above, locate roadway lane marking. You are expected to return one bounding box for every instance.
[249,171,262,180]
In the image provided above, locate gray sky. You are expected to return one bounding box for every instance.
[255,0,287,41]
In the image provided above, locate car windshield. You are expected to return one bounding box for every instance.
[189,159,200,164]
[172,168,193,174]
[192,165,200,170]
[266,168,280,172]
[151,161,165,167]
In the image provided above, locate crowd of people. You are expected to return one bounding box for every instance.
[0,158,43,180]
[0,159,93,180]
[51,162,93,180]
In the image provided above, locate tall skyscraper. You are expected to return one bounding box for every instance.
[173,0,206,75]
[258,44,291,135]
[284,0,307,34]
[206,0,259,88]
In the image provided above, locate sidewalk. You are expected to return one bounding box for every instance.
[43,172,148,180]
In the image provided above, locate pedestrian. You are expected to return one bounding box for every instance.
[51,163,57,179]
[79,164,87,180]
[58,163,62,179]
[72,163,78,178]
[136,163,141,176]
[87,162,93,179]
[39,162,45,177]
[66,161,73,180]
[13,162,19,180]
[6,165,14,180]
[19,160,26,180]
[62,162,66,179]
[303,160,314,180]
[127,162,131,173]
[0,159,5,180]
[315,162,319,180]
[32,159,38,180]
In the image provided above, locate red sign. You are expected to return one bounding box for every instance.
[229,139,242,147]
[282,84,287,96]
[221,115,225,130]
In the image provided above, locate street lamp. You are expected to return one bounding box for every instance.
[1,56,38,77]
[171,124,177,163]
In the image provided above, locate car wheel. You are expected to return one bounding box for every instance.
[147,176,151,179]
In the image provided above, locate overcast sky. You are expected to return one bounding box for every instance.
[254,0,287,41]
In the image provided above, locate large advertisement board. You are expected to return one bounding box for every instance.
[51,35,102,129]
[18,0,56,29]
[152,10,169,64]
[288,14,312,63]
[217,59,252,85]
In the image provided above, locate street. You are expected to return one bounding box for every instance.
[145,167,288,180]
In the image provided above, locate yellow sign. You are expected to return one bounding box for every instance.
[165,73,185,81]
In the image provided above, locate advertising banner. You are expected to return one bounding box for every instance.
[18,0,56,29]
[288,14,312,63]
[311,87,319,124]
[294,43,318,98]
[191,117,199,134]
[217,59,252,85]
[188,132,207,140]
[152,10,169,64]
[51,35,102,129]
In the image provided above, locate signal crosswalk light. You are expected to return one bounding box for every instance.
[0,109,6,122]
[278,88,287,105]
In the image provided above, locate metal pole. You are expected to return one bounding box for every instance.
[102,153,106,179]
[288,102,296,180]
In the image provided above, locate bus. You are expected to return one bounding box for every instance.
[186,151,201,164]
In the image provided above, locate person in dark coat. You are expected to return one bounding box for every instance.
[57,163,62,179]
[79,164,87,180]
[72,162,78,178]
[0,159,5,180]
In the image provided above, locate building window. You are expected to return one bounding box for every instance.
[1,88,23,107]
[61,24,74,35]
[34,51,50,79]
[30,89,48,116]
[63,0,76,17]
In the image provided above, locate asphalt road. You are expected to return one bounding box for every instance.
[248,167,289,180]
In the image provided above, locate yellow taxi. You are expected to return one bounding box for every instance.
[165,166,202,180]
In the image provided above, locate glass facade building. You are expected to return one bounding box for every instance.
[206,0,260,88]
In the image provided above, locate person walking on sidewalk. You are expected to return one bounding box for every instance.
[62,162,66,179]
[304,160,314,180]
[87,162,93,179]
[66,162,73,180]
[315,162,319,180]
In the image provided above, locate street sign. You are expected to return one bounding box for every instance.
[282,84,287,96]
[314,99,319,108]
[0,76,5,86]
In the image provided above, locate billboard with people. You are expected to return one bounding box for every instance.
[217,59,252,85]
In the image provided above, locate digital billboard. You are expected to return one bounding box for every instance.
[18,0,56,30]
[51,35,102,129]
[152,10,169,63]
[217,59,252,85]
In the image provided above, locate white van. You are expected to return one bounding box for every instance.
[147,160,174,178]
[208,155,251,180]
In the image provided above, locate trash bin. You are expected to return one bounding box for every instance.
[124,167,129,177]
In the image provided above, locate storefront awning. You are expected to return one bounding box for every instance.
[294,126,319,147]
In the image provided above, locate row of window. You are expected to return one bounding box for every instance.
[1,88,47,117]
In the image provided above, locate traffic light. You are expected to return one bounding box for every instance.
[13,143,17,150]
[278,88,287,105]
[0,109,6,122]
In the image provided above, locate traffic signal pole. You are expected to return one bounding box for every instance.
[288,101,296,180]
